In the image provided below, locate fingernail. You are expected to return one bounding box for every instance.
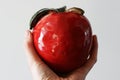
[93,35,97,40]
[94,35,97,41]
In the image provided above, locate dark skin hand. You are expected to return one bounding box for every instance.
[24,30,98,80]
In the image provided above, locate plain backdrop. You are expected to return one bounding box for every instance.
[0,0,120,80]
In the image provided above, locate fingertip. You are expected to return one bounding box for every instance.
[24,30,33,46]
[88,35,98,64]
[93,35,98,44]
[26,30,32,38]
[93,35,98,52]
[25,30,30,38]
[93,35,97,38]
[24,30,36,59]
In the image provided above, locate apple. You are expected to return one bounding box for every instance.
[30,6,92,73]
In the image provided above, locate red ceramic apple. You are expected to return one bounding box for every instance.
[30,6,92,73]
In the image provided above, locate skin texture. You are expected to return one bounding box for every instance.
[24,30,98,80]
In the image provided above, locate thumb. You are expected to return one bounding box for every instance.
[24,30,42,66]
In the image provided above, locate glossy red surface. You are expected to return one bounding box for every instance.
[33,12,92,73]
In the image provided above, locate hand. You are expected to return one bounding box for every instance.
[24,30,98,80]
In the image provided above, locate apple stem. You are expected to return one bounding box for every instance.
[56,6,66,12]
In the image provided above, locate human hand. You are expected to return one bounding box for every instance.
[24,30,98,80]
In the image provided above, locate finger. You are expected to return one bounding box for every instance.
[82,35,98,71]
[24,30,42,66]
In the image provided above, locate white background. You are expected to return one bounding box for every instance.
[0,0,120,80]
